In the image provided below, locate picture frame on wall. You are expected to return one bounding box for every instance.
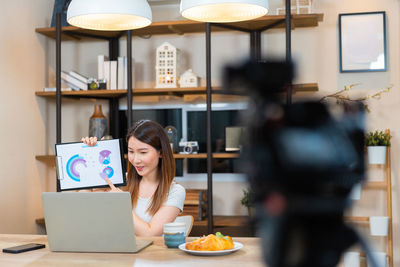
[338,11,387,73]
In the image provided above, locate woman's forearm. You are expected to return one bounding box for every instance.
[132,212,162,236]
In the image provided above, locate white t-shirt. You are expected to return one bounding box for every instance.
[134,182,186,223]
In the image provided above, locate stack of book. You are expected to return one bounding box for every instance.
[98,55,134,90]
[182,189,208,221]
[61,71,89,90]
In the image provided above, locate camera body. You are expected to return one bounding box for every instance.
[178,141,199,154]
[224,60,366,267]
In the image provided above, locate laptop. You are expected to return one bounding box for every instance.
[42,192,153,253]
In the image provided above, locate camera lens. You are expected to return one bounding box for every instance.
[184,146,192,153]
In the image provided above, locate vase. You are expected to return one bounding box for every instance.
[248,207,255,218]
[367,146,387,164]
[89,104,108,139]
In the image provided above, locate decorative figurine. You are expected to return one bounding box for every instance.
[155,42,180,88]
[276,0,313,15]
[179,69,201,88]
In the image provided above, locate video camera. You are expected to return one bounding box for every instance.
[224,60,378,267]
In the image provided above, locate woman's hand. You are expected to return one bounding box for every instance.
[81,136,98,146]
[104,177,122,192]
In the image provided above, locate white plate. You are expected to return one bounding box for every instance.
[178,242,243,256]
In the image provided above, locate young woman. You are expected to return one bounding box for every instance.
[82,120,185,236]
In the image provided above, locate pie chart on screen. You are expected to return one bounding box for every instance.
[66,154,87,182]
[99,150,111,165]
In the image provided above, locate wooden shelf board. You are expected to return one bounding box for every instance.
[35,155,56,165]
[364,181,387,190]
[293,83,319,93]
[344,216,370,222]
[35,83,318,98]
[174,153,240,159]
[174,154,207,159]
[36,215,249,228]
[193,216,249,227]
[35,14,324,40]
[35,87,219,98]
[36,153,240,164]
[35,89,127,98]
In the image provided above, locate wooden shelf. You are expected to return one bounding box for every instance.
[36,215,249,228]
[35,14,324,40]
[344,216,370,223]
[35,87,220,98]
[364,181,387,189]
[193,216,249,227]
[35,155,56,165]
[36,153,239,165]
[35,83,319,98]
[174,153,240,159]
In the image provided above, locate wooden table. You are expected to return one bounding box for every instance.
[0,235,265,267]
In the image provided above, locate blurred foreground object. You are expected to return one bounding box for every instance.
[224,60,379,267]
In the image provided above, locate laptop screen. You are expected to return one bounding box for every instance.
[42,192,152,253]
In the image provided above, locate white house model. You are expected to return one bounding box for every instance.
[276,0,312,15]
[155,42,180,88]
[179,69,200,88]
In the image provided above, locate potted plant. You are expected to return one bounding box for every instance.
[365,130,391,164]
[241,189,255,218]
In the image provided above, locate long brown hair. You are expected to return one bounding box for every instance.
[125,120,175,215]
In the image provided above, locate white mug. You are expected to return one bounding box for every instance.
[163,222,186,234]
[369,216,389,236]
[163,222,186,248]
[343,252,360,267]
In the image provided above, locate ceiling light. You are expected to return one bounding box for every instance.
[67,0,152,31]
[180,0,268,23]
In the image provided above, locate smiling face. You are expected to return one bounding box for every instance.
[127,136,161,180]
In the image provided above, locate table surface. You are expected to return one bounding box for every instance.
[0,234,265,267]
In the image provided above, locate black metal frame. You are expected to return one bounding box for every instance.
[204,1,293,233]
[54,15,129,192]
[338,11,387,73]
[55,1,294,228]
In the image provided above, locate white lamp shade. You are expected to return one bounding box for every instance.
[180,0,269,23]
[67,0,152,31]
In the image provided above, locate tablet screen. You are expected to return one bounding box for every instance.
[55,139,126,191]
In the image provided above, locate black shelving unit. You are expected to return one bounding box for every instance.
[47,5,321,231]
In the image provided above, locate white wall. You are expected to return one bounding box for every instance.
[1,1,400,264]
[0,0,53,234]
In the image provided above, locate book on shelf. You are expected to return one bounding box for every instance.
[103,61,111,90]
[182,205,207,221]
[61,71,88,90]
[43,87,71,92]
[97,55,108,80]
[123,56,128,89]
[69,71,89,84]
[117,57,124,90]
[110,60,117,90]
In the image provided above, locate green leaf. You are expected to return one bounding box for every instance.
[216,232,229,240]
[365,130,391,146]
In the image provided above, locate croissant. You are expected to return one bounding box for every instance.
[185,233,234,251]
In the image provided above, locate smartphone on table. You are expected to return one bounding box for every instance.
[3,243,45,254]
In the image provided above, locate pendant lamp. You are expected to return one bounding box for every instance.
[180,0,269,23]
[67,0,152,31]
